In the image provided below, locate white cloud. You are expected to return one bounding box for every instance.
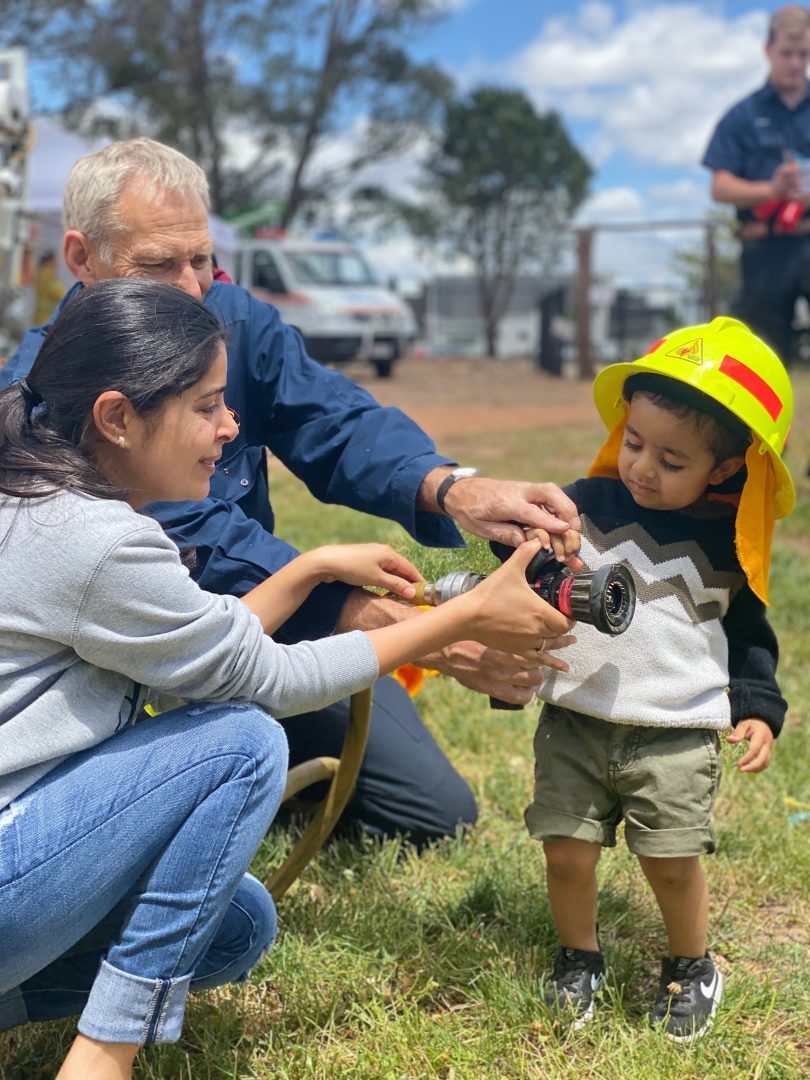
[504,3,768,170]
[648,176,707,211]
[362,235,473,289]
[448,51,508,93]
[578,1,615,37]
[590,227,700,288]
[225,114,432,205]
[577,185,646,222]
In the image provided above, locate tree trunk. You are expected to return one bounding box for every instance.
[477,273,499,358]
[184,0,225,214]
[280,0,351,229]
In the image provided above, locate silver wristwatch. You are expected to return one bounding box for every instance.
[436,467,481,514]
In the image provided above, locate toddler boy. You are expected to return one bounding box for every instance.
[529,317,794,1042]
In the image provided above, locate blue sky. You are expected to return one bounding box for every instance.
[365,0,782,286]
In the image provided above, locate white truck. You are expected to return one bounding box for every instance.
[233,235,417,377]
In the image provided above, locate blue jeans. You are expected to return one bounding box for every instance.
[0,702,288,1045]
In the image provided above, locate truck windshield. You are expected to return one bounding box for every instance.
[285,249,377,287]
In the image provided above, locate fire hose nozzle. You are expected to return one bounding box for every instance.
[411,571,486,606]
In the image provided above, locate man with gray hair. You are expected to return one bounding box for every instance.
[2,137,577,845]
[703,4,810,365]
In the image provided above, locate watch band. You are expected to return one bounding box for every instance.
[436,467,481,514]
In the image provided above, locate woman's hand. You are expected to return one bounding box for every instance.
[364,539,576,679]
[244,543,422,635]
[310,543,423,600]
[459,538,575,655]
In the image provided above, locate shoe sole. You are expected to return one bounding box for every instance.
[572,997,596,1030]
[663,970,724,1044]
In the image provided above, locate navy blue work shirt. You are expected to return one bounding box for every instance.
[2,281,462,643]
[702,81,810,222]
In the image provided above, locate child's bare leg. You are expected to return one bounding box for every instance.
[56,1034,138,1080]
[543,838,602,950]
[637,855,708,958]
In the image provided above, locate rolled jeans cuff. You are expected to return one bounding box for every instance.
[0,986,28,1032]
[78,959,192,1045]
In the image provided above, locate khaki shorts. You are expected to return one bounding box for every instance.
[525,704,723,858]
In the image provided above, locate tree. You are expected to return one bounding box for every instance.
[2,0,453,221]
[410,87,592,356]
[259,0,453,229]
[1,0,274,213]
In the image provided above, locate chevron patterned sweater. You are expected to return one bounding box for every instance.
[536,477,786,736]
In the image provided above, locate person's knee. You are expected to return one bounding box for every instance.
[544,838,600,879]
[230,873,278,975]
[639,854,700,892]
[352,768,477,846]
[190,704,289,799]
[191,874,277,990]
[430,772,478,838]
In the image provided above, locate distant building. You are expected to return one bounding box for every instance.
[609,287,677,361]
[414,275,568,358]
[410,274,619,371]
[406,273,701,368]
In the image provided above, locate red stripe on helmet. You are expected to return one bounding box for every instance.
[719,354,783,420]
[644,337,666,355]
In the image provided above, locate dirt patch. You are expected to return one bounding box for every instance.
[341,356,599,440]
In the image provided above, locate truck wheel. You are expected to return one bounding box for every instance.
[373,358,394,378]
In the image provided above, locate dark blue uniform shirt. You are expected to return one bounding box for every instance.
[2,281,463,643]
[702,81,810,222]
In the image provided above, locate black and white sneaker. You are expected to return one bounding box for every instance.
[542,946,606,1026]
[650,953,723,1043]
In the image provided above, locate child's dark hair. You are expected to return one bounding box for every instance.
[0,278,225,500]
[623,373,751,463]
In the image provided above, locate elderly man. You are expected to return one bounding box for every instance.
[703,4,810,365]
[2,137,576,845]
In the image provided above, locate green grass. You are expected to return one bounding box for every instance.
[3,371,810,1079]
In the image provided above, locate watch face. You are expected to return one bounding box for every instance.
[437,467,480,514]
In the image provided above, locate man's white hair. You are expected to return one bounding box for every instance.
[63,137,210,262]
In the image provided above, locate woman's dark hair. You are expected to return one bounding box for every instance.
[0,278,225,500]
[623,372,751,463]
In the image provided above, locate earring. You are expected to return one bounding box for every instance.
[117,436,128,448]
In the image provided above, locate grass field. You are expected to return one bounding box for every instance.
[2,368,809,1080]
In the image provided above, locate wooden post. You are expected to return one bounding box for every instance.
[576,227,594,379]
[705,222,717,320]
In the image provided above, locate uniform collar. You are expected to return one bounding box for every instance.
[760,78,810,112]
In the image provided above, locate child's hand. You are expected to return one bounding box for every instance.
[312,543,422,599]
[726,718,774,772]
[522,526,583,570]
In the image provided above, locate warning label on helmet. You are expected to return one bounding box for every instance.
[666,338,703,364]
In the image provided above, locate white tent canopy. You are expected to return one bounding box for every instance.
[25,117,238,277]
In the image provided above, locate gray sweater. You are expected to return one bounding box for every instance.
[0,490,379,810]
